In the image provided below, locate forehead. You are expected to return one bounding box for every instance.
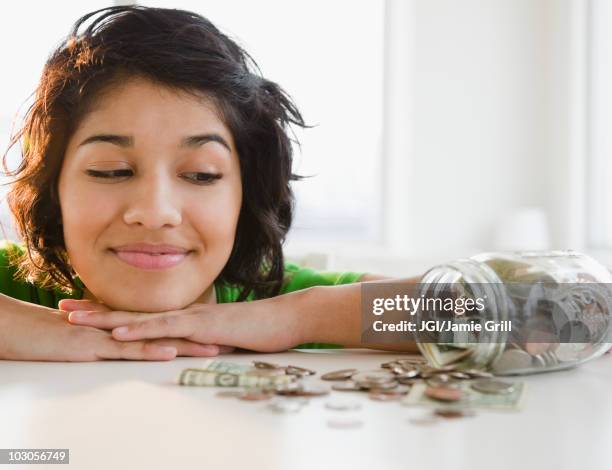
[73,76,233,146]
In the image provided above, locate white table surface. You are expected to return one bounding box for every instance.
[1,348,611,470]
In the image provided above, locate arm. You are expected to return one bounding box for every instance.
[66,273,423,353]
[0,293,223,361]
[288,273,422,352]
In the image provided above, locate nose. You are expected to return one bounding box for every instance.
[122,171,182,229]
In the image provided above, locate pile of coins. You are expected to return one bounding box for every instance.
[325,357,493,393]
[180,358,522,425]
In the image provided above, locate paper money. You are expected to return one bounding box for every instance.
[402,381,524,411]
[200,359,255,375]
[177,368,295,388]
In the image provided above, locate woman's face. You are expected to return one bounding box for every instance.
[58,77,242,312]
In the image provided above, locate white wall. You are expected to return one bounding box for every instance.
[406,0,579,256]
[302,0,588,277]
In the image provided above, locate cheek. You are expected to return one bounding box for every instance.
[189,183,242,252]
[60,181,117,249]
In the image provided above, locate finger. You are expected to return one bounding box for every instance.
[152,339,220,357]
[112,315,198,341]
[96,339,178,361]
[68,310,155,329]
[59,299,110,312]
[218,346,235,354]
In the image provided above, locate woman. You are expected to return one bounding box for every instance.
[0,5,419,361]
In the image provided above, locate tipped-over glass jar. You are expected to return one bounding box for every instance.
[415,250,612,375]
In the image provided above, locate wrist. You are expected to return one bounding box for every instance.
[289,284,361,347]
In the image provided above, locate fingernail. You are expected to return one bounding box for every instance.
[70,311,89,319]
[114,326,129,335]
[160,347,177,355]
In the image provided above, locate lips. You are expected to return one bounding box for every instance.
[111,243,192,270]
[112,243,189,254]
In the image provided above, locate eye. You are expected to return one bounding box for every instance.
[84,169,222,185]
[85,169,133,179]
[181,172,223,185]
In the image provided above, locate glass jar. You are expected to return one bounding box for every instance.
[415,250,612,375]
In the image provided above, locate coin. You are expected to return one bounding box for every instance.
[463,369,494,379]
[276,383,329,397]
[471,379,515,394]
[332,382,363,392]
[398,377,420,386]
[491,348,533,373]
[426,375,459,388]
[360,380,398,391]
[273,382,303,394]
[294,385,330,397]
[285,365,316,377]
[396,357,428,367]
[253,361,282,370]
[424,386,464,402]
[389,365,406,375]
[434,408,476,419]
[395,368,421,379]
[368,389,406,401]
[555,342,590,362]
[321,369,357,381]
[449,371,472,380]
[559,320,592,343]
[352,370,395,385]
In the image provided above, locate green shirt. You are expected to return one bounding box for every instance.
[0,239,364,349]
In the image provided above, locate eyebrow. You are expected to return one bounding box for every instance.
[78,133,232,152]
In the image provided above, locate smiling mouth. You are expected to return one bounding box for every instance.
[110,249,192,270]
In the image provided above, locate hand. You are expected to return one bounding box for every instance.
[66,296,304,353]
[59,299,234,354]
[0,300,224,362]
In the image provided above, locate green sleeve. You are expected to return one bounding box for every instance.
[283,263,364,349]
[0,240,81,309]
[214,262,365,350]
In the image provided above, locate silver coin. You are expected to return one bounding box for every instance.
[463,369,494,379]
[395,368,421,379]
[491,348,533,373]
[285,365,316,377]
[555,342,590,362]
[559,320,592,343]
[352,370,395,385]
[363,380,398,391]
[449,371,472,380]
[321,369,357,381]
[471,379,515,394]
[332,381,363,392]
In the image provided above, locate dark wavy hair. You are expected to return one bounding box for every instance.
[2,5,306,301]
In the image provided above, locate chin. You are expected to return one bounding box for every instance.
[102,294,190,313]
